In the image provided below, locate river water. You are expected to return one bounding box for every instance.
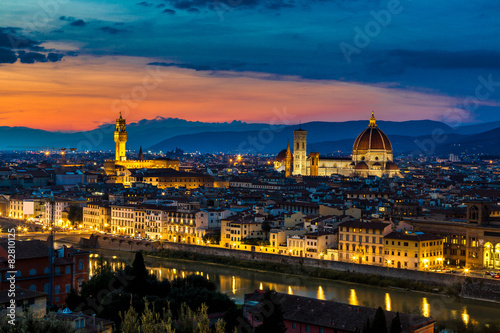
[70,245,500,327]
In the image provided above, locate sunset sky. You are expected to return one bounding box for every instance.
[1,0,500,131]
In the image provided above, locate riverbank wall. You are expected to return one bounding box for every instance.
[80,234,500,302]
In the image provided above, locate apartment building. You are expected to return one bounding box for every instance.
[384,231,445,270]
[338,220,392,265]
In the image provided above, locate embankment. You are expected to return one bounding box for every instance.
[80,234,500,302]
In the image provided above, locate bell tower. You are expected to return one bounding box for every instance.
[285,141,292,178]
[114,112,127,161]
[293,127,307,175]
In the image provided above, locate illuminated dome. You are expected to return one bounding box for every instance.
[275,149,288,162]
[350,112,399,177]
[353,112,392,153]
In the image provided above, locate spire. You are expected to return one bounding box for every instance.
[369,111,377,127]
[138,146,143,160]
[286,140,291,153]
[119,111,122,120]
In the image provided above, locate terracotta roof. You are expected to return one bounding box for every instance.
[246,291,434,332]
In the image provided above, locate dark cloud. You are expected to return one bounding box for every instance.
[52,29,64,33]
[148,61,247,71]
[149,62,211,71]
[0,27,66,65]
[0,28,40,50]
[163,9,176,14]
[47,53,64,62]
[137,1,153,6]
[0,47,17,64]
[156,3,165,8]
[59,16,76,22]
[100,26,128,34]
[70,19,86,27]
[173,1,193,9]
[17,51,49,64]
[187,7,200,12]
[368,49,500,75]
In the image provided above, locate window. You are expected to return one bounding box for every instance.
[55,266,60,275]
[29,269,36,276]
[29,284,36,291]
[66,266,71,274]
[79,259,84,270]
[306,325,310,332]
[292,322,296,329]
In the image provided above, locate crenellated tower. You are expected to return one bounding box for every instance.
[114,112,127,161]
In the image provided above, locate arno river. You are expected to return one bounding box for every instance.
[72,245,500,327]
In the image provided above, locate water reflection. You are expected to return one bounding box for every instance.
[88,249,500,326]
[318,286,325,300]
[385,293,391,312]
[349,289,359,306]
[422,297,430,317]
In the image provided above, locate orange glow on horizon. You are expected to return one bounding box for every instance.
[0,56,472,131]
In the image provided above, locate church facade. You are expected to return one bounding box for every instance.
[275,112,401,178]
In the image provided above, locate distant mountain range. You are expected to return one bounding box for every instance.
[1,117,500,157]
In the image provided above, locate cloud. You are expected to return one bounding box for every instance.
[17,51,49,64]
[137,1,153,6]
[0,48,17,64]
[70,20,86,27]
[149,61,211,71]
[59,16,76,22]
[163,9,176,14]
[0,27,66,65]
[100,26,128,34]
[0,28,40,50]
[187,7,200,12]
[47,53,64,62]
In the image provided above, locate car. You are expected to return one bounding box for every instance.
[493,274,500,279]
[485,271,491,276]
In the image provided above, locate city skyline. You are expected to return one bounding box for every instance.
[1,1,500,131]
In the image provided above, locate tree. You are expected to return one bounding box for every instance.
[261,221,271,239]
[128,251,148,295]
[120,298,140,333]
[389,312,402,333]
[67,205,83,225]
[371,307,388,333]
[255,290,286,333]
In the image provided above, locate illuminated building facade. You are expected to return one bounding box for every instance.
[275,112,402,178]
[104,114,179,178]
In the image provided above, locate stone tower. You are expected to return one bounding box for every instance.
[114,113,127,161]
[310,152,319,176]
[285,141,292,178]
[293,128,307,175]
[466,201,491,225]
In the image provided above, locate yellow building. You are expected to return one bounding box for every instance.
[338,220,392,265]
[82,202,111,232]
[383,231,444,270]
[104,113,179,177]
